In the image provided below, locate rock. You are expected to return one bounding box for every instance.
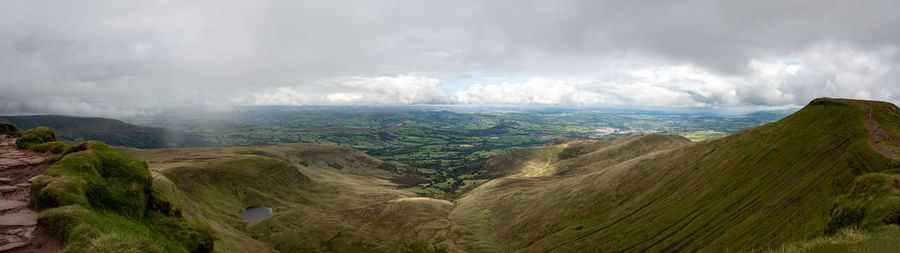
[0,178,11,184]
[0,200,25,212]
[15,183,29,188]
[24,158,44,164]
[0,242,29,251]
[0,234,20,243]
[28,175,41,183]
[3,228,24,235]
[0,186,16,193]
[0,210,37,226]
[18,227,34,239]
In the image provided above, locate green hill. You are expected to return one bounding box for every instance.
[448,98,900,252]
[0,115,216,148]
[0,123,216,252]
[122,144,458,252]
[112,98,900,252]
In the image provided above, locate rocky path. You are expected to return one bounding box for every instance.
[0,135,56,252]
[840,99,900,159]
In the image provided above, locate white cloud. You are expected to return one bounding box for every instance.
[3,1,900,115]
[252,75,450,105]
[738,43,898,105]
[0,100,158,118]
[450,43,898,108]
[453,77,614,105]
[248,42,898,108]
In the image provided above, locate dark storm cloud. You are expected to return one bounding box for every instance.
[1,0,899,116]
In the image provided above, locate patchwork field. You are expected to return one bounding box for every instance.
[114,98,900,252]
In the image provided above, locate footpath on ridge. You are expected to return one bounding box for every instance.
[840,99,900,159]
[0,134,58,252]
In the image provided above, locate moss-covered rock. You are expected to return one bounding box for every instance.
[28,141,70,153]
[0,121,19,136]
[31,141,215,252]
[16,126,58,149]
[32,141,150,217]
[827,173,900,233]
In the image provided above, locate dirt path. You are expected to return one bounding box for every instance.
[840,99,900,159]
[0,135,59,252]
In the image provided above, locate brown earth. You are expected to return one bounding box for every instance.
[0,135,60,252]
[840,99,900,159]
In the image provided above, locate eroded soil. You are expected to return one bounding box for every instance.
[0,135,60,252]
[840,99,900,159]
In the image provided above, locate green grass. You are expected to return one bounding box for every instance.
[16,126,59,150]
[106,98,900,252]
[124,144,456,252]
[679,130,728,141]
[778,225,900,252]
[0,121,19,136]
[31,140,214,252]
[15,125,71,153]
[448,98,900,252]
[826,173,900,233]
[116,106,785,199]
[28,141,70,153]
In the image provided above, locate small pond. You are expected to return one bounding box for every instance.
[240,206,273,222]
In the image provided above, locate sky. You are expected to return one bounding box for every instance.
[1,0,899,117]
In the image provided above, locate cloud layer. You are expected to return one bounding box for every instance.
[1,0,899,116]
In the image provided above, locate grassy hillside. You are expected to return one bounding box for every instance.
[9,124,216,252]
[119,131,697,252]
[0,115,216,148]
[477,135,691,178]
[123,144,459,252]
[448,98,900,252]
[115,98,900,252]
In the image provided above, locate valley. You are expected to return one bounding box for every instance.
[3,98,899,252]
[114,98,900,251]
[3,107,789,200]
[121,106,789,199]
[6,1,896,251]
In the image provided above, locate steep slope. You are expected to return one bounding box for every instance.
[112,98,900,252]
[122,144,458,252]
[448,98,900,252]
[0,115,216,148]
[477,135,691,178]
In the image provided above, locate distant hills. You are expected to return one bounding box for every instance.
[8,98,900,251]
[451,98,900,251]
[113,98,900,252]
[0,115,216,148]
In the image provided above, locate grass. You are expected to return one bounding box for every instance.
[30,139,215,252]
[4,123,71,153]
[13,126,70,153]
[777,226,869,252]
[679,130,728,141]
[826,173,900,233]
[28,141,70,153]
[102,98,900,252]
[124,144,457,252]
[448,98,900,252]
[0,121,19,136]
[777,225,900,252]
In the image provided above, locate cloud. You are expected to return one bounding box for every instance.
[737,43,898,105]
[453,78,614,105]
[458,43,900,107]
[252,75,450,105]
[0,100,158,118]
[1,0,899,116]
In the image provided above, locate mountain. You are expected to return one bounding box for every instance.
[448,98,900,252]
[121,144,456,252]
[112,98,900,252]
[0,115,216,148]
